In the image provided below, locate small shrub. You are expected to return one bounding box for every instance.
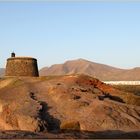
[79,101,89,107]
[71,94,81,100]
[60,121,80,131]
[113,85,140,96]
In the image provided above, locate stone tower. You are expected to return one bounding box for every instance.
[5,53,39,77]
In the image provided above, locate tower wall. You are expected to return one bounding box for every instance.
[5,57,39,77]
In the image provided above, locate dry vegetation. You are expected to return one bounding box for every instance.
[113,85,140,96]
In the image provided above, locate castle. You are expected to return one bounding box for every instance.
[5,53,39,77]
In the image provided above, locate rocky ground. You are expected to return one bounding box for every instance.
[0,74,140,139]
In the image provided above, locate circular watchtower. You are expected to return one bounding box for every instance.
[5,53,39,77]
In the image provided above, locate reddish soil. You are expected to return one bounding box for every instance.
[0,74,140,138]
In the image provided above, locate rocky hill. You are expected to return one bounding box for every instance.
[40,59,140,81]
[0,74,140,138]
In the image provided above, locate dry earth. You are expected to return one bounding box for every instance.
[0,74,140,138]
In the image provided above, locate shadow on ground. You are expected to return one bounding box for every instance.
[39,101,61,131]
[27,92,140,139]
[0,130,140,139]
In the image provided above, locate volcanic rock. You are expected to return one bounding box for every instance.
[0,74,140,138]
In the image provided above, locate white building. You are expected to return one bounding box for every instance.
[103,81,140,85]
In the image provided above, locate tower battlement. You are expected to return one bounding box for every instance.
[5,54,39,77]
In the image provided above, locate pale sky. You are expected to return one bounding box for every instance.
[0,1,140,69]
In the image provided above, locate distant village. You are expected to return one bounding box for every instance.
[104,81,140,85]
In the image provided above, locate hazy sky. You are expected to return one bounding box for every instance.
[0,1,140,69]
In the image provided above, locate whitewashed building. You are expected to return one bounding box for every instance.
[103,81,140,85]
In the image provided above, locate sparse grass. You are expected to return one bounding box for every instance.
[39,75,63,81]
[0,78,24,89]
[79,101,89,107]
[113,85,140,96]
[60,121,80,130]
[123,93,140,106]
[112,85,140,106]
[12,79,23,86]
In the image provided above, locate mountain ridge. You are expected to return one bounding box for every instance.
[39,59,140,81]
[1,59,140,81]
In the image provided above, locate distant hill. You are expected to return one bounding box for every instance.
[0,68,5,77]
[39,59,140,81]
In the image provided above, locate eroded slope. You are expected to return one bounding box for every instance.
[0,75,139,134]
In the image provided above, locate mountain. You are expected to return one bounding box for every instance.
[0,68,5,77]
[39,59,140,81]
[0,75,140,138]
